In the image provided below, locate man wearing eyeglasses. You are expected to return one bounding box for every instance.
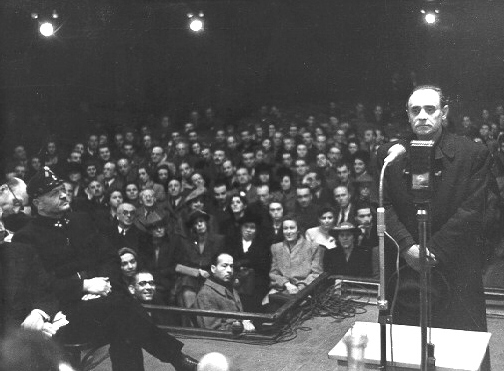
[12,167,200,371]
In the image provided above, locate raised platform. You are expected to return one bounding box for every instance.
[329,321,491,371]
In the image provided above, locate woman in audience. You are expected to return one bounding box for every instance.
[305,206,337,253]
[276,168,296,214]
[138,166,166,201]
[225,209,271,312]
[173,210,224,309]
[268,215,322,301]
[323,222,372,277]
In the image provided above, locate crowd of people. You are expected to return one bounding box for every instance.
[1,95,503,368]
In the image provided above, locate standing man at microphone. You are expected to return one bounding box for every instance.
[378,85,491,334]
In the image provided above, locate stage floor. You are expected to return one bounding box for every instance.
[91,305,504,371]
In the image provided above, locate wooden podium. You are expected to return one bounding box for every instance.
[328,321,491,371]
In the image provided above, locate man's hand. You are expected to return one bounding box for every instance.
[242,320,255,332]
[83,277,111,296]
[21,310,47,331]
[199,269,210,278]
[402,244,436,272]
[284,282,299,295]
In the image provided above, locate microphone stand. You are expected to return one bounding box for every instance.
[416,202,435,371]
[377,162,391,371]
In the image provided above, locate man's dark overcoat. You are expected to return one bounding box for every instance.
[378,131,490,332]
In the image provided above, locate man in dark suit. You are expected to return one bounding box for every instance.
[379,85,491,335]
[13,167,199,371]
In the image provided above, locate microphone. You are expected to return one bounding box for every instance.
[410,140,435,203]
[383,143,406,165]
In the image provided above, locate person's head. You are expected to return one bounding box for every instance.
[88,180,104,199]
[0,177,30,216]
[288,124,298,138]
[363,129,376,144]
[103,162,116,180]
[347,140,359,156]
[68,151,82,163]
[124,129,135,144]
[98,145,111,162]
[273,131,283,147]
[28,167,69,218]
[188,210,209,235]
[302,131,313,146]
[407,85,448,141]
[191,142,201,155]
[213,182,228,207]
[236,166,251,186]
[138,167,151,184]
[334,222,359,250]
[281,152,293,167]
[333,185,350,208]
[480,124,490,139]
[85,162,97,179]
[316,153,328,168]
[318,206,336,231]
[151,146,164,164]
[268,200,284,222]
[124,182,139,201]
[14,164,26,180]
[296,143,308,159]
[282,215,298,242]
[256,184,270,206]
[226,135,237,150]
[119,247,138,278]
[87,134,99,151]
[117,203,136,227]
[277,170,292,192]
[114,133,125,148]
[240,211,260,241]
[211,253,234,284]
[109,190,123,209]
[187,193,205,211]
[73,142,85,154]
[283,137,295,152]
[355,203,373,227]
[256,164,271,185]
[13,145,27,160]
[215,130,226,143]
[30,156,42,172]
[262,138,272,152]
[302,171,321,192]
[175,141,188,157]
[315,134,327,152]
[188,130,198,143]
[190,172,205,189]
[157,165,170,184]
[142,135,153,150]
[336,162,350,183]
[241,150,255,169]
[240,129,251,144]
[230,193,247,215]
[295,159,309,178]
[167,178,182,198]
[140,189,156,207]
[222,160,235,178]
[213,149,226,166]
[179,161,193,180]
[46,141,57,156]
[150,219,167,238]
[122,143,135,158]
[353,157,367,177]
[128,270,156,302]
[296,185,312,208]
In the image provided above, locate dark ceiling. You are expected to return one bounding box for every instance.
[1,0,503,148]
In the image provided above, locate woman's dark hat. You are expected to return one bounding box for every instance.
[186,209,210,227]
[27,166,64,199]
[329,222,360,238]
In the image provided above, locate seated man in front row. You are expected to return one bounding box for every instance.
[195,253,255,333]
